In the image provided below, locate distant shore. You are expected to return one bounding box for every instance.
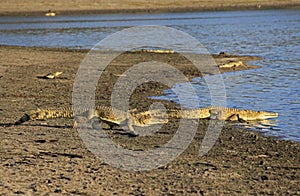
[0,0,299,16]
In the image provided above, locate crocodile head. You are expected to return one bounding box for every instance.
[257,111,278,119]
[244,110,279,120]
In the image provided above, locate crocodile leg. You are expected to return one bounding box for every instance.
[118,115,139,137]
[226,114,246,123]
[73,121,78,128]
[226,114,239,121]
[235,114,247,123]
[92,115,139,136]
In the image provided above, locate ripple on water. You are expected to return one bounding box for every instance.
[0,10,299,141]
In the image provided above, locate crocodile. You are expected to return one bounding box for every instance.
[219,61,244,68]
[14,106,278,135]
[130,49,174,54]
[45,10,56,17]
[39,71,63,79]
[164,106,278,122]
[14,106,168,136]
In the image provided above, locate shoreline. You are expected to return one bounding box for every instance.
[0,2,299,16]
[0,45,262,77]
[0,46,299,194]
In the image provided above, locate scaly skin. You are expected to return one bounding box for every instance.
[15,106,278,135]
[165,106,278,121]
[210,106,278,121]
[14,106,167,135]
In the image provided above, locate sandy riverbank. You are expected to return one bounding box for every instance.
[0,46,299,195]
[0,0,299,16]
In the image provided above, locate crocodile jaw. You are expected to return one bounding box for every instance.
[258,111,278,120]
[243,111,279,121]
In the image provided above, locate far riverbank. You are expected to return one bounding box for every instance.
[0,0,299,16]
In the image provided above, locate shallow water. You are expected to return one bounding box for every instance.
[0,9,299,141]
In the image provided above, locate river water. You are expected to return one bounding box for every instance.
[0,9,299,141]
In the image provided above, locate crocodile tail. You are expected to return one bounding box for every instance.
[30,108,74,120]
[15,113,31,125]
[14,108,75,125]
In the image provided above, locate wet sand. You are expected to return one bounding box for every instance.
[0,0,299,15]
[0,46,299,195]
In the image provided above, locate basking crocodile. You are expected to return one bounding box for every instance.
[130,49,174,54]
[15,106,278,136]
[39,71,63,79]
[165,106,278,121]
[14,106,167,136]
[219,61,244,68]
[45,10,56,17]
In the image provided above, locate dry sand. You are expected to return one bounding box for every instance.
[0,0,299,15]
[0,1,299,194]
[0,46,299,195]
